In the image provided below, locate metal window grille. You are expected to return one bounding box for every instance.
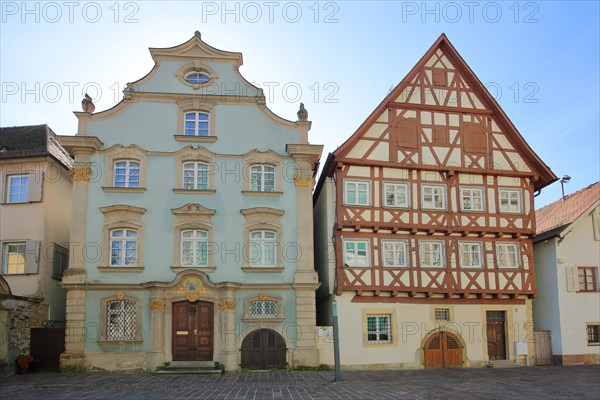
[107,300,136,340]
[434,308,450,321]
[249,300,278,318]
[366,314,391,344]
[587,325,599,344]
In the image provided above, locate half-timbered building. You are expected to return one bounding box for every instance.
[314,34,556,369]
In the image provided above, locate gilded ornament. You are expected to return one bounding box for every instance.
[149,300,167,310]
[71,167,91,182]
[293,174,312,188]
[168,276,214,301]
[116,292,125,301]
[218,300,236,309]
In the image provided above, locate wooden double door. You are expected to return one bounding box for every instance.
[486,311,507,360]
[172,301,214,361]
[424,331,462,368]
[241,329,287,370]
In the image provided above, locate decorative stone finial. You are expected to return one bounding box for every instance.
[195,31,201,39]
[297,102,308,122]
[81,93,95,113]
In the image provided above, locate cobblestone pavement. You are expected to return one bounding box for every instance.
[1,365,599,400]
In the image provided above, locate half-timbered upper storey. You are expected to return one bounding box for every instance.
[315,34,556,300]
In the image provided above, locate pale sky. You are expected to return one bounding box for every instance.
[1,1,598,207]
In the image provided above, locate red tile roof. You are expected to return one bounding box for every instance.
[535,182,600,235]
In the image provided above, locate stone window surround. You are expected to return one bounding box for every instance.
[242,294,284,323]
[98,293,142,345]
[171,203,216,272]
[361,309,397,347]
[175,62,218,90]
[98,205,146,271]
[173,146,217,193]
[103,145,148,192]
[241,207,284,271]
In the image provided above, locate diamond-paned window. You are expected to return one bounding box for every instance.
[107,300,136,341]
[249,300,278,318]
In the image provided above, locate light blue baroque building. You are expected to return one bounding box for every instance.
[59,32,323,372]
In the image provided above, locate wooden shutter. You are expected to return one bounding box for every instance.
[463,125,486,153]
[52,244,69,280]
[433,69,447,87]
[565,266,579,292]
[433,126,449,145]
[27,171,43,202]
[24,240,40,274]
[395,118,418,149]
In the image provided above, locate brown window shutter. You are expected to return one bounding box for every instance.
[433,126,449,145]
[463,124,486,153]
[433,69,447,87]
[395,118,418,149]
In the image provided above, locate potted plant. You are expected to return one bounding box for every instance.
[16,354,34,374]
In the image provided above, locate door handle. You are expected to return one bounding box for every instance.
[194,329,198,335]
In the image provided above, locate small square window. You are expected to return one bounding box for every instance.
[344,180,370,206]
[344,240,370,267]
[366,314,392,344]
[421,184,446,210]
[496,243,519,269]
[434,308,450,321]
[460,187,485,212]
[383,182,409,208]
[499,189,522,213]
[578,267,598,292]
[419,240,444,268]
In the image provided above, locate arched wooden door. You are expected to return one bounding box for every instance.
[241,329,286,369]
[424,332,462,368]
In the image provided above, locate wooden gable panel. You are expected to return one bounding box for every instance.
[463,124,486,153]
[394,118,419,149]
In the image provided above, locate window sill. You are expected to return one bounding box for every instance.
[241,317,285,323]
[498,210,523,215]
[382,205,410,210]
[172,189,216,195]
[241,191,283,197]
[420,207,448,212]
[343,203,371,207]
[0,272,35,276]
[587,343,600,346]
[98,266,144,272]
[343,266,371,269]
[174,135,217,143]
[98,340,143,346]
[102,187,147,193]
[242,267,284,273]
[171,266,216,273]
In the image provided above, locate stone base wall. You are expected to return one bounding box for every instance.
[553,353,600,365]
[84,352,147,372]
[0,297,47,376]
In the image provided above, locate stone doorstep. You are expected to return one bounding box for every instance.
[155,361,223,375]
[487,360,518,368]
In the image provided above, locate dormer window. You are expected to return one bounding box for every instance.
[184,72,210,84]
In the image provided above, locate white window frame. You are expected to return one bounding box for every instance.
[344,180,371,206]
[366,314,392,344]
[381,240,409,268]
[180,230,209,267]
[250,165,275,192]
[496,242,520,269]
[109,229,138,266]
[460,186,485,212]
[182,162,209,190]
[498,189,522,214]
[249,230,277,267]
[459,241,483,269]
[419,240,445,268]
[113,160,140,188]
[184,111,210,136]
[2,242,26,274]
[343,239,370,268]
[421,184,447,210]
[5,174,29,203]
[383,182,410,208]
